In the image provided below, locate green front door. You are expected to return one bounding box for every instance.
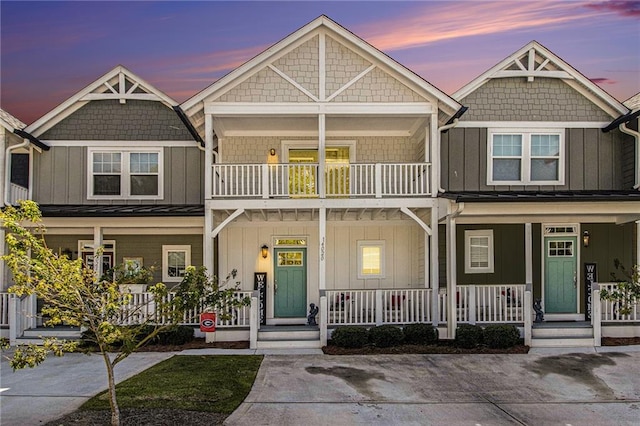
[544,236,577,313]
[274,248,307,317]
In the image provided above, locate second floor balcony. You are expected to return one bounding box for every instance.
[210,162,431,199]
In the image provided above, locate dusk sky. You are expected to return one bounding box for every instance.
[1,1,639,125]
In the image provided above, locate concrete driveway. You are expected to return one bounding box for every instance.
[226,351,640,425]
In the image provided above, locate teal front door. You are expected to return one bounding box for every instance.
[274,248,307,317]
[544,236,577,313]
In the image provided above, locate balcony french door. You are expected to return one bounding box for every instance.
[288,147,350,197]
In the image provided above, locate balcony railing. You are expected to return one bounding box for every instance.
[211,163,431,199]
[9,184,28,205]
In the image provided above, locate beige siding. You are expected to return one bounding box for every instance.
[273,36,319,98]
[33,146,204,204]
[221,136,417,164]
[325,35,372,96]
[459,78,613,122]
[332,67,424,103]
[218,67,312,103]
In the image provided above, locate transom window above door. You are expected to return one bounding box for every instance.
[88,148,163,199]
[487,129,564,185]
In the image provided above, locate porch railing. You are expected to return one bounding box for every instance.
[211,163,431,199]
[116,291,253,327]
[0,292,10,327]
[326,289,435,326]
[455,284,526,323]
[9,184,28,205]
[599,282,639,322]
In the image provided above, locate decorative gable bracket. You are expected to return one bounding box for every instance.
[79,70,163,104]
[493,47,571,82]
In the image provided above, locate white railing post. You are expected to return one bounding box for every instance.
[469,285,477,325]
[524,284,532,346]
[261,164,269,199]
[592,284,601,347]
[375,289,383,325]
[320,291,328,346]
[8,294,17,345]
[374,163,382,198]
[249,291,259,349]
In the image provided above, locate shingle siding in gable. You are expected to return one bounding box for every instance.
[40,100,193,140]
[459,78,612,122]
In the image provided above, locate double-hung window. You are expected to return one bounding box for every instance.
[488,130,563,185]
[162,245,191,283]
[89,149,162,199]
[357,240,385,279]
[464,230,494,274]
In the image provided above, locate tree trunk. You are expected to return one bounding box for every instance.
[102,352,120,426]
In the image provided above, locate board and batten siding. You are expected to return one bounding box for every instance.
[43,234,203,286]
[441,127,630,191]
[32,146,204,204]
[218,221,423,295]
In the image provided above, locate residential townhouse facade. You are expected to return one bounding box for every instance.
[2,16,638,348]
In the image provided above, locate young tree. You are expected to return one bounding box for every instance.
[1,201,249,426]
[600,261,640,317]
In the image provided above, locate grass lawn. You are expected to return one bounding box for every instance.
[82,355,263,414]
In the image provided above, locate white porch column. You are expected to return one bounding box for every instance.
[525,223,533,286]
[93,226,103,279]
[204,114,215,273]
[430,205,439,327]
[636,220,640,267]
[446,212,457,339]
[429,114,439,197]
[318,114,326,198]
[319,207,326,291]
[524,223,533,344]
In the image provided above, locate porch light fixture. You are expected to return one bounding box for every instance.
[269,148,276,156]
[261,244,269,259]
[583,231,590,248]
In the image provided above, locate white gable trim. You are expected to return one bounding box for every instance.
[455,121,611,129]
[453,41,627,118]
[205,102,434,116]
[181,15,460,115]
[26,66,178,137]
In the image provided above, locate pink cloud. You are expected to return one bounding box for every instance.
[357,1,602,51]
[584,1,640,18]
[590,77,617,85]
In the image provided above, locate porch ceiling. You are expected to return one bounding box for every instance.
[213,115,427,138]
[214,206,432,223]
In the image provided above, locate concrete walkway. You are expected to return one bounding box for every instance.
[1,347,639,425]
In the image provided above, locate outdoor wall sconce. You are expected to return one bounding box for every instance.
[583,230,590,248]
[261,244,269,259]
[269,148,276,156]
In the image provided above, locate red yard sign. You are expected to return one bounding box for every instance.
[200,312,216,332]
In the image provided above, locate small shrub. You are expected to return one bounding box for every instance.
[455,324,483,348]
[368,325,404,348]
[331,326,368,348]
[483,325,520,349]
[156,325,195,346]
[403,323,438,345]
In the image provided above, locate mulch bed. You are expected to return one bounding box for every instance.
[602,336,640,346]
[45,408,226,426]
[137,338,249,352]
[322,342,530,355]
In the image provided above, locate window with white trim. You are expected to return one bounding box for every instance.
[162,245,191,282]
[357,240,385,279]
[89,149,163,199]
[464,230,494,274]
[488,130,563,185]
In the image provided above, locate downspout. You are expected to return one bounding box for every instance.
[618,122,640,189]
[4,139,30,206]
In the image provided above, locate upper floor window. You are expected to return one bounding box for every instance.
[488,130,564,185]
[89,149,163,199]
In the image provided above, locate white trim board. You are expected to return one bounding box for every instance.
[455,121,611,129]
[43,140,201,147]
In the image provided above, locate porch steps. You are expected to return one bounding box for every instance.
[16,326,82,346]
[531,321,594,347]
[256,325,321,349]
